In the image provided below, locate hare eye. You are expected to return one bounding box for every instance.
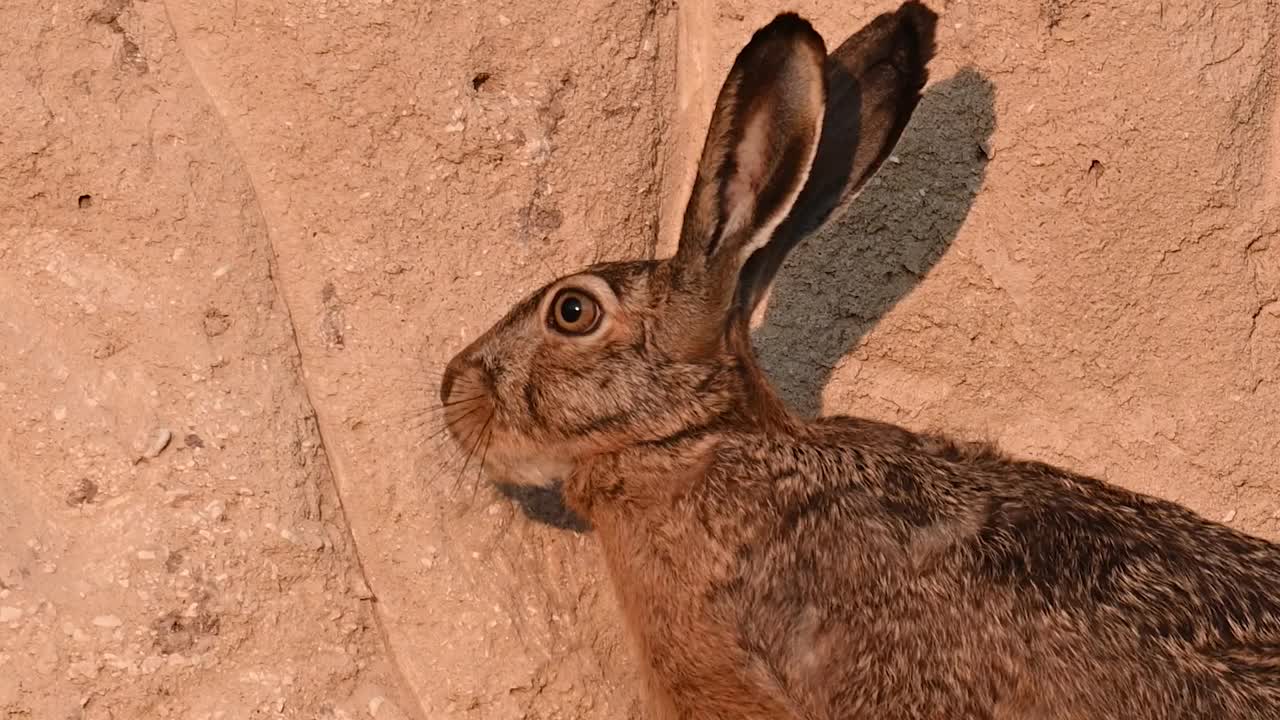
[549,289,602,335]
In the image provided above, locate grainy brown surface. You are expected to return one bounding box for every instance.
[0,0,1276,718]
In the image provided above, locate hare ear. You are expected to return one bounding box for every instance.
[673,13,828,302]
[736,1,939,317]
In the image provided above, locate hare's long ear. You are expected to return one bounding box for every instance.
[672,14,827,311]
[737,1,938,317]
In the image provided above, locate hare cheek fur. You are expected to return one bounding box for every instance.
[441,3,1280,720]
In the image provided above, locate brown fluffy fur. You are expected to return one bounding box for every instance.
[441,3,1280,718]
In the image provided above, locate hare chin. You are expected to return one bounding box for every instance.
[483,446,576,488]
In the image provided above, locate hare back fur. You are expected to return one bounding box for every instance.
[574,417,1280,720]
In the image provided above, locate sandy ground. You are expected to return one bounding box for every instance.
[1,0,1277,718]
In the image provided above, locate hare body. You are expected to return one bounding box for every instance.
[440,3,1280,718]
[578,417,1280,719]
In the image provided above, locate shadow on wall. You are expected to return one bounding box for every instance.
[754,69,997,417]
[502,69,996,533]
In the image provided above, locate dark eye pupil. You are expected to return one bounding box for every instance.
[560,297,582,323]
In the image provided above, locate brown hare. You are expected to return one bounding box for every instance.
[440,2,1280,718]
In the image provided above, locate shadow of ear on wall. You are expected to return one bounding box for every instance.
[755,68,996,417]
[499,69,995,534]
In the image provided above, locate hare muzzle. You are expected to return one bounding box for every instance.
[439,349,578,488]
[439,354,493,450]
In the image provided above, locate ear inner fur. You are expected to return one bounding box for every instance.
[673,14,827,295]
[719,67,826,272]
[736,1,939,319]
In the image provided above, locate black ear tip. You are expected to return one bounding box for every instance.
[765,11,815,32]
[895,1,940,65]
[897,1,940,29]
[882,1,939,97]
[754,12,826,53]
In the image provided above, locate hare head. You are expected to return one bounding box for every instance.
[441,3,937,496]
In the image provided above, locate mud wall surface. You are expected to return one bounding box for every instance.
[1,0,1277,718]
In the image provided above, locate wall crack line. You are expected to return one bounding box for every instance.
[157,4,427,718]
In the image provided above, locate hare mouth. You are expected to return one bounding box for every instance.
[441,397,574,488]
[439,360,576,487]
[441,394,495,446]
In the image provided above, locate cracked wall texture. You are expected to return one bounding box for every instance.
[1,0,1278,719]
